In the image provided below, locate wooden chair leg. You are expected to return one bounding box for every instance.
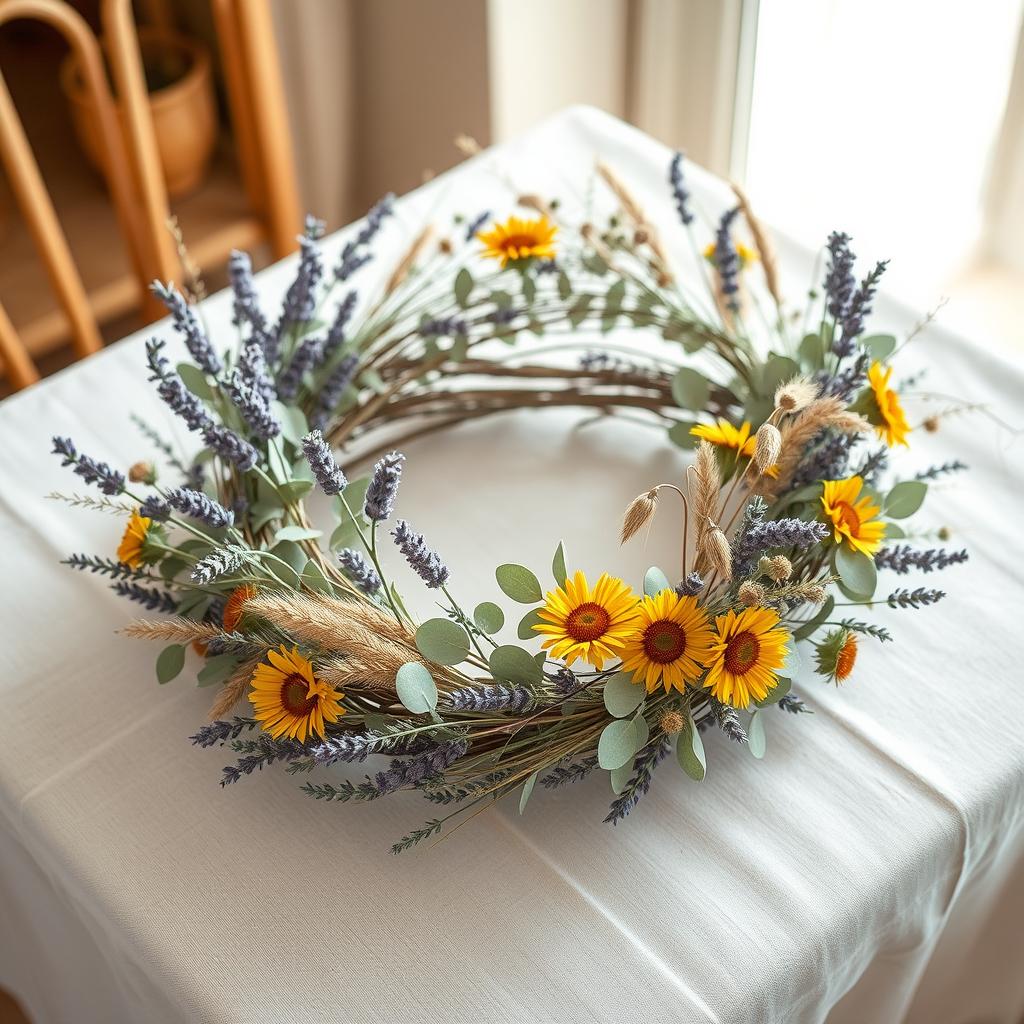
[0,298,39,390]
[231,0,301,257]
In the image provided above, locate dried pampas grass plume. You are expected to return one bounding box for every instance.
[731,181,782,307]
[620,489,659,544]
[775,375,818,414]
[207,658,259,720]
[121,618,223,643]
[691,441,721,531]
[384,224,435,296]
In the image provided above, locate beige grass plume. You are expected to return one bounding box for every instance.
[731,182,781,307]
[384,224,435,295]
[620,489,659,543]
[208,658,260,720]
[774,375,818,414]
[121,618,223,643]
[754,423,782,474]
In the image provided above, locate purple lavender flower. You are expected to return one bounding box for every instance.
[51,437,125,495]
[837,260,888,351]
[713,207,741,310]
[228,250,272,354]
[336,193,395,282]
[392,519,449,588]
[732,506,828,577]
[793,431,856,487]
[420,315,468,338]
[145,339,213,433]
[887,587,946,608]
[669,152,695,226]
[311,352,359,429]
[465,210,490,241]
[237,338,277,403]
[275,217,325,340]
[320,290,357,364]
[363,451,404,521]
[824,231,856,322]
[227,370,281,440]
[164,487,234,528]
[300,430,347,495]
[111,581,177,613]
[139,495,171,522]
[307,732,379,766]
[446,684,533,713]
[551,667,577,695]
[190,717,257,747]
[150,281,221,375]
[338,548,381,594]
[202,424,259,473]
[675,571,705,597]
[855,445,889,485]
[373,739,468,794]
[604,737,671,825]
[276,334,324,401]
[874,545,968,575]
[915,460,968,481]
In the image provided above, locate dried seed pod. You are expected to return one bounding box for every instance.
[620,489,659,544]
[659,709,685,735]
[767,555,793,582]
[754,423,782,473]
[738,581,766,606]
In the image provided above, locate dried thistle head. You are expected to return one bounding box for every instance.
[757,556,774,577]
[738,581,766,607]
[767,555,792,582]
[754,423,782,473]
[620,488,659,544]
[775,375,817,414]
[129,460,157,485]
[659,709,685,735]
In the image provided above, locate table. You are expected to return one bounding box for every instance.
[2,107,1023,1024]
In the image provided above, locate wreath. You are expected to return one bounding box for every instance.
[50,156,969,852]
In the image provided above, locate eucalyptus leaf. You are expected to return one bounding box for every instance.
[793,596,834,640]
[748,709,767,759]
[861,334,897,360]
[454,268,474,307]
[677,711,706,781]
[667,422,698,449]
[473,602,504,635]
[519,772,538,815]
[249,500,285,532]
[517,608,544,641]
[395,662,438,714]
[300,560,334,594]
[274,402,310,446]
[643,566,671,597]
[632,710,650,749]
[671,367,710,411]
[274,525,322,543]
[886,522,906,540]
[489,645,543,686]
[176,362,214,400]
[756,676,791,707]
[798,332,823,368]
[603,671,644,718]
[598,719,639,770]
[197,653,240,688]
[834,544,877,598]
[885,480,927,519]
[605,279,626,312]
[609,761,633,795]
[761,354,800,396]
[552,541,568,587]
[496,563,543,603]
[776,637,801,680]
[156,644,185,684]
[415,619,470,666]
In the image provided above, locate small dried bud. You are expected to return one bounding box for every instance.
[657,271,674,288]
[633,227,649,245]
[923,415,940,433]
[518,194,552,217]
[757,556,774,577]
[438,238,453,255]
[454,133,481,156]
[775,375,818,413]
[738,581,766,606]
[767,555,792,582]
[804,584,827,604]
[938,526,951,541]
[620,488,659,544]
[704,524,733,582]
[129,460,157,484]
[581,222,596,241]
[754,423,782,473]
[659,709,685,735]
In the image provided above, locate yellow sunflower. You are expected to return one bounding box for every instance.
[619,590,715,693]
[689,419,778,477]
[478,214,558,268]
[704,606,789,708]
[117,510,153,568]
[249,645,345,742]
[533,570,639,669]
[866,361,911,447]
[821,476,887,556]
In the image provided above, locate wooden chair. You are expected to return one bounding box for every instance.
[0,0,301,391]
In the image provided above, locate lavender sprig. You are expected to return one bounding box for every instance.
[337,549,381,594]
[855,445,889,485]
[392,519,449,588]
[275,217,325,343]
[914,460,968,481]
[110,581,177,613]
[732,509,828,578]
[150,281,221,375]
[226,370,281,440]
[63,553,152,580]
[824,231,856,322]
[51,437,125,495]
[837,260,888,351]
[541,756,598,789]
[144,339,214,433]
[668,152,695,226]
[713,207,741,309]
[320,291,358,364]
[336,193,395,282]
[300,430,347,495]
[311,352,359,429]
[191,545,250,585]
[228,250,272,353]
[202,424,258,472]
[887,587,946,609]
[164,487,234,528]
[675,571,705,597]
[190,717,258,747]
[778,693,810,714]
[276,334,324,401]
[465,210,490,241]
[237,338,276,403]
[373,739,469,794]
[221,733,307,785]
[364,451,405,521]
[445,684,533,714]
[793,431,856,487]
[875,545,969,575]
[604,737,672,825]
[839,618,893,642]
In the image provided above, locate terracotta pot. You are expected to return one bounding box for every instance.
[60,29,217,199]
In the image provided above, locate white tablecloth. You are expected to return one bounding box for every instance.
[2,107,1023,1024]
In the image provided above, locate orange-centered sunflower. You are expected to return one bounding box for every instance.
[478,214,557,268]
[619,590,715,693]
[534,570,639,669]
[249,645,345,742]
[866,361,911,447]
[117,509,154,568]
[690,419,778,477]
[821,475,886,556]
[704,606,789,708]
